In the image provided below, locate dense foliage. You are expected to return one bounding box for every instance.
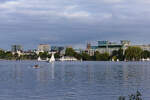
[111,49,124,61]
[141,50,150,59]
[0,50,13,60]
[125,46,143,61]
[0,50,38,60]
[65,48,82,60]
[92,51,109,61]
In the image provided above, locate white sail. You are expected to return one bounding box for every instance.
[46,57,49,61]
[38,56,41,61]
[49,53,55,62]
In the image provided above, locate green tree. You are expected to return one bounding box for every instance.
[118,49,124,61]
[0,50,5,59]
[111,49,124,61]
[65,48,75,57]
[38,52,50,59]
[54,52,60,58]
[93,51,109,61]
[141,50,150,59]
[65,48,82,60]
[112,56,117,61]
[112,50,118,57]
[22,53,38,60]
[5,52,13,60]
[100,52,109,61]
[94,51,101,61]
[81,52,91,61]
[74,52,82,60]
[125,46,143,61]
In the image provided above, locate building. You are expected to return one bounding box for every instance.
[86,40,130,56]
[51,46,65,56]
[51,46,64,52]
[74,49,84,54]
[38,44,50,52]
[59,56,78,61]
[11,45,23,52]
[134,45,150,51]
[66,46,73,49]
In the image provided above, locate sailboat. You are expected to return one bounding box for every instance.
[38,56,48,62]
[38,56,42,61]
[49,53,55,63]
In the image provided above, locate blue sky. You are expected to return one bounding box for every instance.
[0,0,150,49]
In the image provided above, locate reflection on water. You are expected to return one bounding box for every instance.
[36,64,51,83]
[13,62,23,83]
[51,62,55,80]
[0,61,150,100]
[87,65,93,83]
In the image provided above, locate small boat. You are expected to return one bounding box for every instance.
[33,65,40,69]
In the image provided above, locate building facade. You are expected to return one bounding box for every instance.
[134,45,150,51]
[51,46,64,52]
[38,44,50,52]
[86,40,130,56]
[51,46,65,55]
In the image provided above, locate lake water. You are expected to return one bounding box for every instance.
[0,61,150,100]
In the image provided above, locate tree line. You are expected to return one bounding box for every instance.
[0,50,38,60]
[0,46,149,61]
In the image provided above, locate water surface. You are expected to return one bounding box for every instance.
[0,61,149,100]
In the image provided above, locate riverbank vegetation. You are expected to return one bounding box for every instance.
[0,46,150,61]
[0,50,38,60]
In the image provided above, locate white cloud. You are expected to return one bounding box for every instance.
[0,0,149,24]
[64,5,79,11]
[103,0,123,3]
[0,1,20,9]
[0,0,92,20]
[62,11,90,18]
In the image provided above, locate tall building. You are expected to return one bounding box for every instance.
[86,43,91,49]
[38,44,50,52]
[11,45,23,52]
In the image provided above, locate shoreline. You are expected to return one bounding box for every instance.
[0,59,150,63]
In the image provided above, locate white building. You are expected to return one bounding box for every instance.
[86,40,130,56]
[134,45,150,51]
[36,44,50,54]
[59,56,78,61]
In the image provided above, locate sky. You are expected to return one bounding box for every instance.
[0,0,150,50]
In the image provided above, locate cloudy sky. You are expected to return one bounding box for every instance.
[0,0,150,49]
